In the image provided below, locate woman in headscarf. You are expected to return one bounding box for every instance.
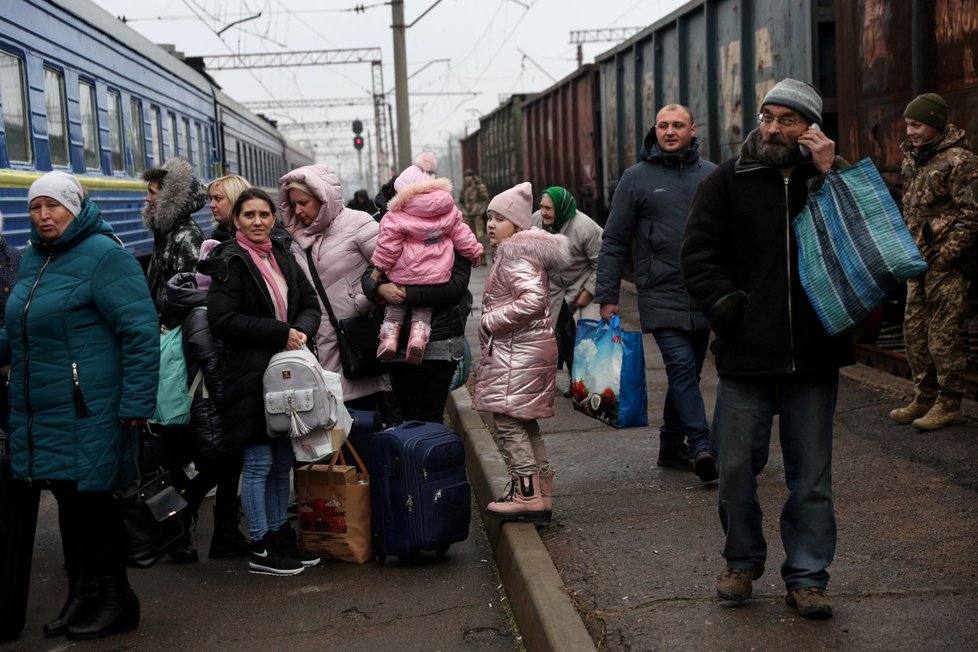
[531,186,603,394]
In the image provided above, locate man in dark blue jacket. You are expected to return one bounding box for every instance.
[594,104,718,482]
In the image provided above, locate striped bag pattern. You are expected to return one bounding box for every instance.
[793,157,927,336]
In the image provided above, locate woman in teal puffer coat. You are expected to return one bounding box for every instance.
[0,172,159,642]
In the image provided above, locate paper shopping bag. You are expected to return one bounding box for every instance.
[297,441,371,563]
[570,315,648,428]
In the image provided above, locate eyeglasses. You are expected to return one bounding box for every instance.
[758,112,804,127]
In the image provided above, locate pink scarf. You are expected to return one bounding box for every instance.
[234,230,287,321]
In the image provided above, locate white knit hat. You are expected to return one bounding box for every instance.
[28,171,85,217]
[487,182,533,230]
[393,152,437,192]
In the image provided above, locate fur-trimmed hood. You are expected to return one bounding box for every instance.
[141,157,207,234]
[386,177,454,216]
[494,227,568,272]
[278,164,346,248]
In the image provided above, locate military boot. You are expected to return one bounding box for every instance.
[912,401,964,431]
[889,396,935,424]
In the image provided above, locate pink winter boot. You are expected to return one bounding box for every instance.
[376,321,401,360]
[537,468,555,517]
[404,320,431,365]
[485,473,550,523]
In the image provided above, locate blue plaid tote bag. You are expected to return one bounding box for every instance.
[793,158,927,336]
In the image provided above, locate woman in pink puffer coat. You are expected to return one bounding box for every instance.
[472,182,568,523]
[278,163,391,408]
[371,152,483,364]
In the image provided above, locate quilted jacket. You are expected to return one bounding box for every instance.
[0,199,159,490]
[279,164,390,401]
[472,228,568,419]
[374,177,483,285]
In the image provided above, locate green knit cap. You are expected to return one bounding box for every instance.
[904,93,948,130]
[541,186,577,233]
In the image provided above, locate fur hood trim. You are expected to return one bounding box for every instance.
[386,177,453,213]
[495,227,568,271]
[141,157,207,234]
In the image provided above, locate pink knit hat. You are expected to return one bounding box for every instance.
[393,151,437,192]
[487,182,533,230]
[195,239,220,291]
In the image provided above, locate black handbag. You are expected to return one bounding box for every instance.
[115,425,188,569]
[306,249,385,379]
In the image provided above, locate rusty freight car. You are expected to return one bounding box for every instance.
[476,93,535,198]
[521,65,607,223]
[593,0,837,203]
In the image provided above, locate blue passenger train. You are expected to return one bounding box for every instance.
[0,0,313,259]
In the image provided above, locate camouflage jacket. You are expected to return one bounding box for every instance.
[459,176,489,219]
[901,124,978,273]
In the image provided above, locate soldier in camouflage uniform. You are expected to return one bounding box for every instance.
[891,93,978,430]
[459,169,489,264]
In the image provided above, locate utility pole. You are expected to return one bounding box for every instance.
[391,0,412,170]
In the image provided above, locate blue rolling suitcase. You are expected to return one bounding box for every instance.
[368,421,470,564]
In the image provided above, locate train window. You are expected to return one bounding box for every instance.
[43,68,69,167]
[195,122,205,179]
[0,50,32,164]
[168,112,178,158]
[150,107,163,166]
[129,98,145,175]
[107,90,123,172]
[78,80,100,170]
[183,117,192,166]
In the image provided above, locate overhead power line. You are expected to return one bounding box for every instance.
[198,48,383,70]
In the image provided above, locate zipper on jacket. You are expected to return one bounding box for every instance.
[783,175,796,372]
[72,362,89,417]
[21,252,55,483]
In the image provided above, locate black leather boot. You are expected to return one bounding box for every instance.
[65,549,140,641]
[168,510,199,563]
[208,503,251,559]
[44,540,99,637]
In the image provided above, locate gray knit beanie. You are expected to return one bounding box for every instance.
[761,78,823,125]
[28,171,85,217]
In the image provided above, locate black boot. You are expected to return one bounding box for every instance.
[208,503,251,559]
[168,510,199,563]
[44,540,99,637]
[65,550,140,641]
[274,523,321,567]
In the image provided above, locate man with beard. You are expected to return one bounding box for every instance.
[681,79,854,619]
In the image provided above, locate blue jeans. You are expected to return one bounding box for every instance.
[652,328,711,456]
[241,438,293,541]
[712,372,838,591]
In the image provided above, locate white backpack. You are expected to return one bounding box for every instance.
[263,348,338,438]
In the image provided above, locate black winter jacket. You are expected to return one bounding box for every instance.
[681,131,855,376]
[199,239,321,449]
[162,272,227,467]
[361,252,472,347]
[595,132,715,332]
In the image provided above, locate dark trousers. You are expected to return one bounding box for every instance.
[385,359,457,424]
[49,481,128,578]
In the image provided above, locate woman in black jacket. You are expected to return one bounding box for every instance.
[200,188,321,576]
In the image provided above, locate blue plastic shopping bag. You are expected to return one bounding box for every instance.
[570,315,648,428]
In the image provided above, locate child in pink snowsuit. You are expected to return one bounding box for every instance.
[370,152,483,364]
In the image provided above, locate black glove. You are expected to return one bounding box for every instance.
[708,290,748,339]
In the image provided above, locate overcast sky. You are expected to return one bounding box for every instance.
[87,0,687,181]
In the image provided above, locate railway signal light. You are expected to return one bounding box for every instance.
[352,119,363,134]
[354,135,364,150]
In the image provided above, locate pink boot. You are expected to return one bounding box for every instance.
[537,468,554,517]
[404,320,431,365]
[376,321,401,360]
[485,473,550,523]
